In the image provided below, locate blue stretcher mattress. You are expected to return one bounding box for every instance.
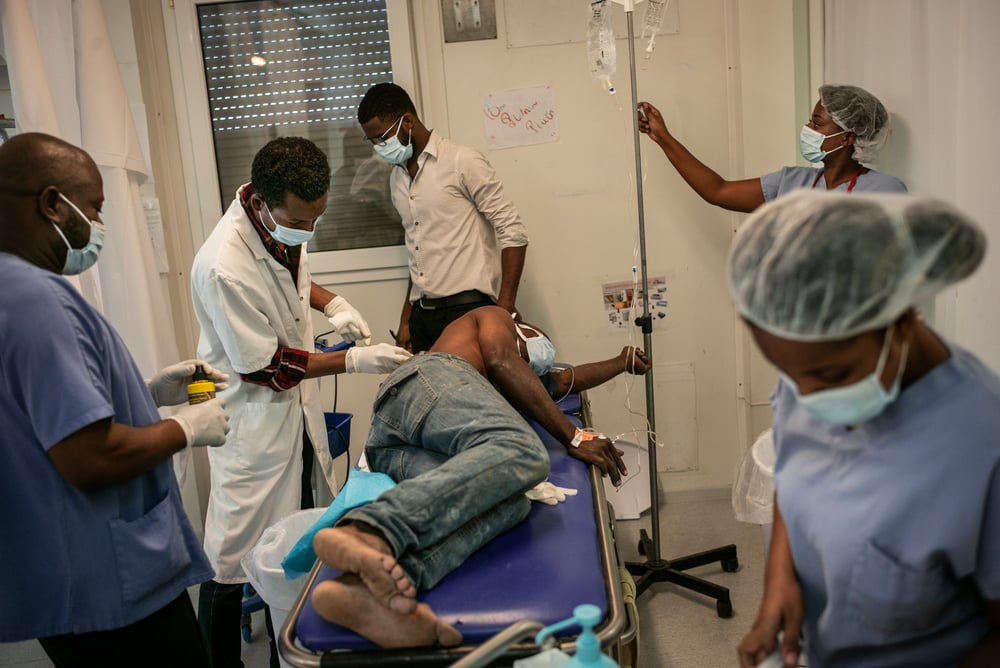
[285,393,625,663]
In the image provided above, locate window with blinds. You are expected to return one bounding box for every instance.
[196,0,403,252]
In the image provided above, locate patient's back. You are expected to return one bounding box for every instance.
[428,306,521,376]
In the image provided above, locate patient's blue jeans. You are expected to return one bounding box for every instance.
[343,353,550,590]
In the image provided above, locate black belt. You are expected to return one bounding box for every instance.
[417,290,492,310]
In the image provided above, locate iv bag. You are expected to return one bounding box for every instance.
[641,0,669,58]
[586,0,616,93]
[642,0,668,38]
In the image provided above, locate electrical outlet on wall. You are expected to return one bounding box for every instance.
[441,0,497,43]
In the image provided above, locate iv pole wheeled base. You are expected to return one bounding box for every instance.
[626,531,739,618]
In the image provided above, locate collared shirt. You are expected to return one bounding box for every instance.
[771,340,1000,667]
[388,132,529,302]
[239,183,302,284]
[0,253,213,640]
[236,183,309,390]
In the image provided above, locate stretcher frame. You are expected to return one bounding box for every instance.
[278,392,637,667]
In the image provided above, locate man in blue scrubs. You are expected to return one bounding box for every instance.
[0,133,231,666]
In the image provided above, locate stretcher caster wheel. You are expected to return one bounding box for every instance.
[241,613,252,643]
[722,557,739,572]
[717,599,733,618]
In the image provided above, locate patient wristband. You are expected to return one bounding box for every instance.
[570,428,595,448]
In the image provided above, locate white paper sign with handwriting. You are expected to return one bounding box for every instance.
[482,85,559,149]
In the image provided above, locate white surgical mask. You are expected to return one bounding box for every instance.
[52,192,105,275]
[781,325,909,426]
[263,202,315,246]
[515,321,556,376]
[799,125,848,163]
[373,116,414,166]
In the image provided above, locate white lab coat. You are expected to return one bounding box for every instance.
[191,194,336,583]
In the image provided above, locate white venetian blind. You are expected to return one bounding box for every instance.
[196,0,402,251]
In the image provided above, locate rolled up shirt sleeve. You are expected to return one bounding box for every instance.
[460,149,529,249]
[240,347,309,391]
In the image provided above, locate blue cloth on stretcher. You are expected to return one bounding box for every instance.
[281,469,396,579]
[293,404,606,651]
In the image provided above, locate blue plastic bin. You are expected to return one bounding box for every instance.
[325,412,352,458]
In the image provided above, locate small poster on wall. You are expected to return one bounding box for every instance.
[482,84,558,149]
[602,276,669,332]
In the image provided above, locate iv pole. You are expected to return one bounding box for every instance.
[613,0,738,618]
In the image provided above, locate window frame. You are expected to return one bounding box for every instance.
[161,0,414,281]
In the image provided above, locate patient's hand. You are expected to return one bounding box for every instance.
[619,347,651,375]
[570,436,627,487]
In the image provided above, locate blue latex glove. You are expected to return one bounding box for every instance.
[281,468,396,579]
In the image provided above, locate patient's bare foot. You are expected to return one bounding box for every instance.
[313,575,463,649]
[313,524,417,613]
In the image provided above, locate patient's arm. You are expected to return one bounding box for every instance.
[475,309,627,485]
[477,311,576,445]
[428,306,627,484]
[547,346,650,397]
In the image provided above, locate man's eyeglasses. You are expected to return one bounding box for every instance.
[364,115,403,147]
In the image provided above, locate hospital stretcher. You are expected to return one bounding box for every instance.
[278,392,637,667]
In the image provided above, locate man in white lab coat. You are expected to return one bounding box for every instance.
[190,136,410,668]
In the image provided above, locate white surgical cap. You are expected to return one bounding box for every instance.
[728,190,986,342]
[819,84,890,165]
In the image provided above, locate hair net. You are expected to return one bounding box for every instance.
[819,84,890,164]
[728,190,986,341]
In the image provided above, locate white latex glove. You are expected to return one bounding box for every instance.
[323,296,372,345]
[525,481,578,506]
[146,359,230,407]
[345,343,411,374]
[166,397,230,448]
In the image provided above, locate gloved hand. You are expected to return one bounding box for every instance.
[323,296,372,345]
[146,359,230,407]
[166,397,230,448]
[525,481,578,505]
[345,343,411,374]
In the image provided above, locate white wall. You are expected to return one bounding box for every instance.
[825,0,1000,374]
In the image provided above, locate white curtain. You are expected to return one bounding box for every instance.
[0,0,194,487]
[825,0,1000,371]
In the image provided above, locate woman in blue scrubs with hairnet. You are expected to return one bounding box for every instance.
[637,84,906,213]
[729,191,1000,667]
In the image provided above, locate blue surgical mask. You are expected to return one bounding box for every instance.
[515,322,556,376]
[780,326,909,426]
[52,192,105,275]
[263,202,315,246]
[373,116,414,166]
[799,125,848,163]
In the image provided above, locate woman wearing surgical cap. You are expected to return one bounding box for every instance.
[637,84,907,213]
[730,190,1000,667]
